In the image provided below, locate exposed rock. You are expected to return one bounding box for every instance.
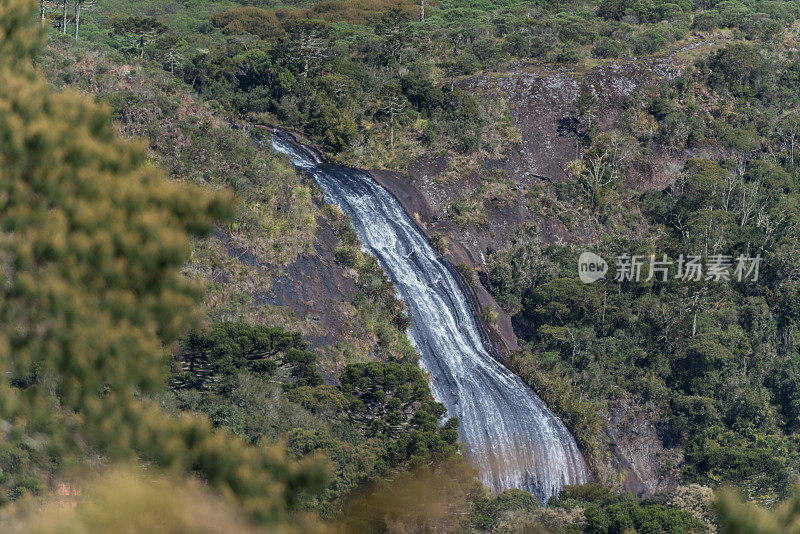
[603,399,682,496]
[369,58,697,495]
[263,218,360,350]
[265,56,719,495]
[393,57,689,275]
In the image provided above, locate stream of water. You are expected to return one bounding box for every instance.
[271,132,589,501]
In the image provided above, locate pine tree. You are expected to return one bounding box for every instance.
[112,15,167,58]
[283,19,328,83]
[378,84,406,148]
[0,0,326,524]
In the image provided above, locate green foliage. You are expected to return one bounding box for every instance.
[174,326,460,515]
[456,262,477,285]
[495,488,540,512]
[0,0,328,525]
[211,7,284,40]
[527,278,601,323]
[339,361,457,453]
[469,488,540,530]
[34,0,800,527]
[330,214,413,344]
[584,498,705,533]
[682,425,796,504]
[111,15,168,57]
[447,192,488,227]
[707,44,766,95]
[56,0,800,174]
[597,0,690,23]
[550,485,705,533]
[430,232,452,254]
[177,322,322,389]
[6,467,297,533]
[487,117,800,496]
[39,39,318,269]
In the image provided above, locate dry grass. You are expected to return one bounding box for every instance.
[5,466,319,534]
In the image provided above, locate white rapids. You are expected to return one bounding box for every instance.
[271,132,589,501]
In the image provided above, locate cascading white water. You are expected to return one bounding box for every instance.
[271,132,588,501]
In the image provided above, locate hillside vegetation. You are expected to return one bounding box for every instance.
[13,0,800,531]
[485,27,800,506]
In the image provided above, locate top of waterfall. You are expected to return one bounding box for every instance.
[270,131,323,168]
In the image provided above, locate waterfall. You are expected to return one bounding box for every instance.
[271,132,589,502]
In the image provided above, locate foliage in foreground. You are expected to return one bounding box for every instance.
[0,0,327,526]
[716,485,800,534]
[5,467,286,534]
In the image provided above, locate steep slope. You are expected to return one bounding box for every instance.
[273,133,589,500]
[39,35,414,376]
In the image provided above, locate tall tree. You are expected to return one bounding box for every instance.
[38,0,52,25]
[379,84,407,148]
[155,32,188,74]
[73,0,92,39]
[112,15,168,58]
[377,7,411,65]
[776,113,800,166]
[282,19,328,83]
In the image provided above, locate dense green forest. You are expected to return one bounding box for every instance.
[54,0,800,171]
[4,0,800,529]
[488,29,800,506]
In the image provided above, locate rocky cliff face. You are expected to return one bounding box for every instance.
[256,56,698,495]
[374,159,681,496]
[603,400,682,496]
[389,58,687,272]
[465,58,681,186]
[368,56,698,496]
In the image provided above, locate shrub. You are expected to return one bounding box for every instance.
[482,307,499,328]
[456,262,478,285]
[632,28,668,54]
[592,37,625,58]
[692,11,721,31]
[430,233,452,255]
[210,7,285,40]
[556,46,581,64]
[335,245,361,268]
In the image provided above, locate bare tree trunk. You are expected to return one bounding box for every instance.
[390,114,395,147]
[61,0,67,34]
[74,1,80,40]
[601,286,606,326]
[420,0,424,21]
[40,0,46,26]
